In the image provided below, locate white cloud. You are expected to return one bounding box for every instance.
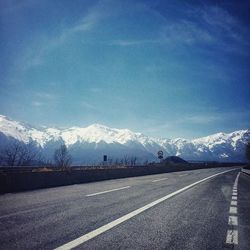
[31,101,43,107]
[202,6,237,30]
[81,101,96,110]
[199,6,248,46]
[110,39,160,47]
[17,1,108,72]
[35,92,59,101]
[16,1,250,73]
[30,92,60,108]
[184,115,220,124]
[161,20,215,45]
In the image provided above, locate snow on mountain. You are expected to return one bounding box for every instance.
[0,115,249,164]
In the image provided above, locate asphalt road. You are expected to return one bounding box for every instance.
[0,167,249,250]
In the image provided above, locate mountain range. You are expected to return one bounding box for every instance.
[0,115,249,164]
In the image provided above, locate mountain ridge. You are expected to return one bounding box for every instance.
[0,115,249,164]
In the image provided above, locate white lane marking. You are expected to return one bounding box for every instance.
[152,177,168,183]
[86,186,131,197]
[225,172,240,245]
[233,172,240,186]
[226,230,238,244]
[228,216,238,226]
[54,168,237,250]
[178,174,188,177]
[231,200,237,206]
[229,206,237,214]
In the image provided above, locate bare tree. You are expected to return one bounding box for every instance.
[130,156,137,166]
[0,141,41,166]
[108,157,113,166]
[123,155,129,165]
[54,144,72,169]
[120,159,124,166]
[114,158,120,166]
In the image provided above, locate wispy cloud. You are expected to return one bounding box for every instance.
[17,1,108,71]
[81,101,97,110]
[31,101,44,107]
[15,1,250,73]
[71,7,106,33]
[35,92,60,101]
[202,6,237,31]
[142,109,250,139]
[183,114,220,124]
[194,5,249,47]
[30,92,60,108]
[110,39,161,47]
[161,20,215,45]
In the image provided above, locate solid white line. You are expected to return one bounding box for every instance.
[229,206,237,214]
[54,168,237,250]
[233,172,240,186]
[231,200,237,206]
[228,216,238,226]
[226,229,238,244]
[86,186,131,197]
[232,196,237,200]
[152,177,168,182]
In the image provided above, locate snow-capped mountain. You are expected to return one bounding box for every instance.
[0,115,249,164]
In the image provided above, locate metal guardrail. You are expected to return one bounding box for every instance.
[241,168,250,175]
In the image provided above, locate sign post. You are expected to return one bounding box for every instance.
[103,155,107,166]
[103,155,107,162]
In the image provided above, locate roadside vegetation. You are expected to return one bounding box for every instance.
[53,144,72,169]
[0,141,41,166]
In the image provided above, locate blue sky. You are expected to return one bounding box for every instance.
[0,0,250,139]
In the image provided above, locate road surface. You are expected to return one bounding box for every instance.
[0,167,249,249]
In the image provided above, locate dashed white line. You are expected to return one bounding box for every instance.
[228,216,238,226]
[54,168,237,250]
[178,174,188,177]
[152,177,168,182]
[86,186,131,197]
[229,206,237,214]
[226,172,240,245]
[231,200,237,206]
[226,229,238,244]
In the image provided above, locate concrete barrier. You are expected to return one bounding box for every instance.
[0,163,243,193]
[241,168,250,175]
